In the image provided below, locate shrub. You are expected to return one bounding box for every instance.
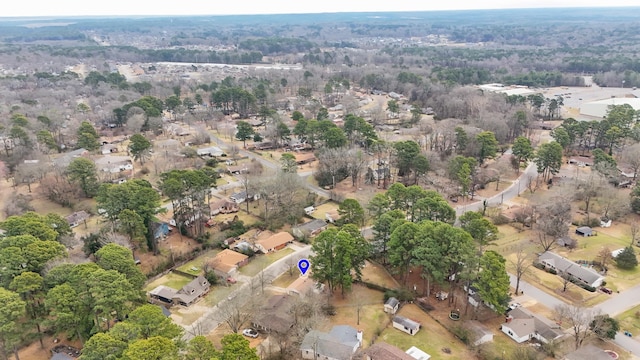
[533,262,545,270]
[546,268,557,275]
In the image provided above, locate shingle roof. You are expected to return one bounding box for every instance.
[256,232,293,251]
[300,329,356,359]
[365,342,414,360]
[385,297,400,308]
[393,316,420,331]
[507,307,563,342]
[538,251,604,286]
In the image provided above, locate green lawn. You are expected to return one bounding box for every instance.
[175,249,221,276]
[272,272,298,288]
[239,248,294,276]
[204,283,241,306]
[379,304,476,359]
[616,304,640,333]
[144,272,193,292]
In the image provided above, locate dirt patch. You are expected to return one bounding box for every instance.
[138,232,201,275]
[12,336,82,360]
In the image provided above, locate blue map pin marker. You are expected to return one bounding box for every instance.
[298,259,310,276]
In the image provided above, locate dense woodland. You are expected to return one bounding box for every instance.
[0,7,639,360]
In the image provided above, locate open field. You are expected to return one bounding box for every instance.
[239,248,294,276]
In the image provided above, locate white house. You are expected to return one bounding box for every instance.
[405,346,431,360]
[538,251,605,288]
[392,316,420,336]
[501,307,563,344]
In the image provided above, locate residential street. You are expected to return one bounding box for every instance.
[182,243,312,340]
[201,134,640,357]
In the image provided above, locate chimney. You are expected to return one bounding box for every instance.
[356,330,363,346]
[506,316,512,323]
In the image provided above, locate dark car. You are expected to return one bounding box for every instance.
[600,287,613,294]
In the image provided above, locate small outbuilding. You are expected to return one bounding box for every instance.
[465,320,494,345]
[384,297,400,314]
[575,226,593,237]
[392,316,421,336]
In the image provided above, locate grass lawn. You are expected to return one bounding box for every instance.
[272,271,298,288]
[379,304,476,359]
[324,285,388,347]
[616,304,640,333]
[361,261,400,290]
[144,272,193,292]
[239,248,294,276]
[311,202,339,220]
[204,283,241,306]
[175,249,221,276]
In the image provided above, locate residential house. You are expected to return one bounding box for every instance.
[575,226,594,237]
[292,219,328,238]
[384,297,400,314]
[568,156,594,167]
[227,165,249,175]
[65,211,90,228]
[392,316,421,336]
[325,209,342,224]
[252,295,295,334]
[100,143,118,155]
[465,321,494,346]
[52,148,88,168]
[255,232,294,253]
[364,342,414,360]
[208,249,249,277]
[94,155,134,174]
[538,251,605,288]
[300,325,362,360]
[148,275,210,306]
[210,199,239,216]
[197,146,224,157]
[405,346,431,360]
[563,344,612,360]
[287,275,323,297]
[294,152,316,165]
[501,307,564,344]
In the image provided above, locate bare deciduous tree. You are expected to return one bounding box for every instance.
[511,248,531,295]
[555,304,601,350]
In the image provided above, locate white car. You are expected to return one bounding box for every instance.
[242,328,258,338]
[508,303,521,311]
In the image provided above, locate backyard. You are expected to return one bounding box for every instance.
[239,248,294,276]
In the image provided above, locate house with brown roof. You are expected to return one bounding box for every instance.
[294,152,316,165]
[210,199,239,216]
[208,249,249,277]
[501,307,564,344]
[255,232,294,253]
[252,295,295,334]
[364,342,414,360]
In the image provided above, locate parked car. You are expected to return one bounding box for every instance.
[508,303,521,311]
[242,328,259,338]
[600,287,613,294]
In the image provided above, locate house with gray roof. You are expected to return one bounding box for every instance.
[392,316,421,336]
[292,219,328,238]
[300,325,362,360]
[148,275,210,307]
[538,251,605,288]
[501,307,564,344]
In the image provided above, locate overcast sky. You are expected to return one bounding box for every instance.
[3,0,639,17]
